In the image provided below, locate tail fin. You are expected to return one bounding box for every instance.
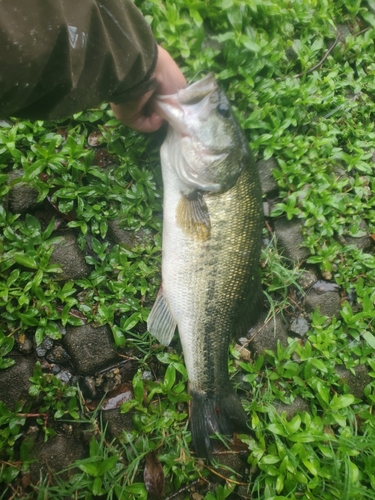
[189,386,249,460]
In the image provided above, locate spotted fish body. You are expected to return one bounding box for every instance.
[148,74,263,459]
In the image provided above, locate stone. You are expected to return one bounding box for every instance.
[248,312,289,355]
[101,407,135,439]
[45,345,70,366]
[29,435,85,484]
[0,356,35,410]
[257,158,279,196]
[343,218,371,251]
[7,170,39,213]
[274,396,310,419]
[335,364,371,399]
[107,219,154,248]
[305,289,341,317]
[289,316,310,337]
[63,324,120,375]
[298,270,318,290]
[273,217,310,263]
[50,232,90,280]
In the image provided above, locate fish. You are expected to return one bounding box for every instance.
[147,73,263,459]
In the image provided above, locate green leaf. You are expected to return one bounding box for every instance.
[329,394,355,411]
[363,331,375,349]
[13,254,38,269]
[112,325,126,347]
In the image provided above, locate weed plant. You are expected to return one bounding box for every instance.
[1,0,375,498]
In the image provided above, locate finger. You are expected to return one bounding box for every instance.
[130,112,164,133]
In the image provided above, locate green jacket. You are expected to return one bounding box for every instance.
[0,0,157,119]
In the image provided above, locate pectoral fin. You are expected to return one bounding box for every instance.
[176,191,211,241]
[147,287,177,346]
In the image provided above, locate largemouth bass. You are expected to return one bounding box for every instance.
[148,73,263,459]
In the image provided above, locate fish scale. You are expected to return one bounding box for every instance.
[148,74,263,459]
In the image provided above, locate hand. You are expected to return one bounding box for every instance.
[110,45,186,132]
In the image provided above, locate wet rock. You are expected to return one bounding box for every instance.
[29,435,85,484]
[35,337,54,357]
[273,217,310,263]
[56,370,72,384]
[343,218,371,251]
[50,232,90,280]
[257,158,279,196]
[305,288,341,317]
[335,364,371,399]
[63,324,120,375]
[101,407,135,439]
[8,170,39,213]
[289,316,310,337]
[274,396,310,419]
[248,312,289,355]
[45,345,70,366]
[15,333,34,354]
[0,357,35,410]
[107,219,154,248]
[210,451,247,483]
[298,270,318,290]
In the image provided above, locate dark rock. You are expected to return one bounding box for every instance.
[257,158,279,197]
[0,357,35,410]
[8,170,39,213]
[273,217,310,263]
[274,396,310,419]
[46,345,70,366]
[101,407,135,439]
[248,312,289,355]
[56,370,72,384]
[15,333,34,354]
[298,270,318,290]
[50,232,90,280]
[63,324,120,375]
[335,364,371,399]
[35,337,54,357]
[107,219,154,248]
[29,435,85,484]
[343,218,371,251]
[305,289,341,317]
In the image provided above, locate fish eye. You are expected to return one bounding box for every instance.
[217,103,230,118]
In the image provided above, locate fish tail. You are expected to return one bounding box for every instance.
[189,386,249,459]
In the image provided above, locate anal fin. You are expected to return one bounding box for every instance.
[147,287,177,346]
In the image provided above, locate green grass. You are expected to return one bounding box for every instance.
[1,0,375,498]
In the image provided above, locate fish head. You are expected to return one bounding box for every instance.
[154,73,249,194]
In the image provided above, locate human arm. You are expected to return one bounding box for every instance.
[110,45,187,132]
[0,0,159,120]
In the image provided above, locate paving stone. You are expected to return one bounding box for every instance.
[29,435,85,484]
[335,364,371,399]
[248,312,289,355]
[8,170,39,213]
[305,289,341,317]
[63,324,120,375]
[273,217,310,263]
[0,356,35,410]
[50,232,90,280]
[101,407,135,439]
[257,158,279,196]
[274,396,310,419]
[107,219,154,247]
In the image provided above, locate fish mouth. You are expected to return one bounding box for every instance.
[153,73,219,134]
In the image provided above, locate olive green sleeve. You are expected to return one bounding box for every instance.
[0,0,157,120]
